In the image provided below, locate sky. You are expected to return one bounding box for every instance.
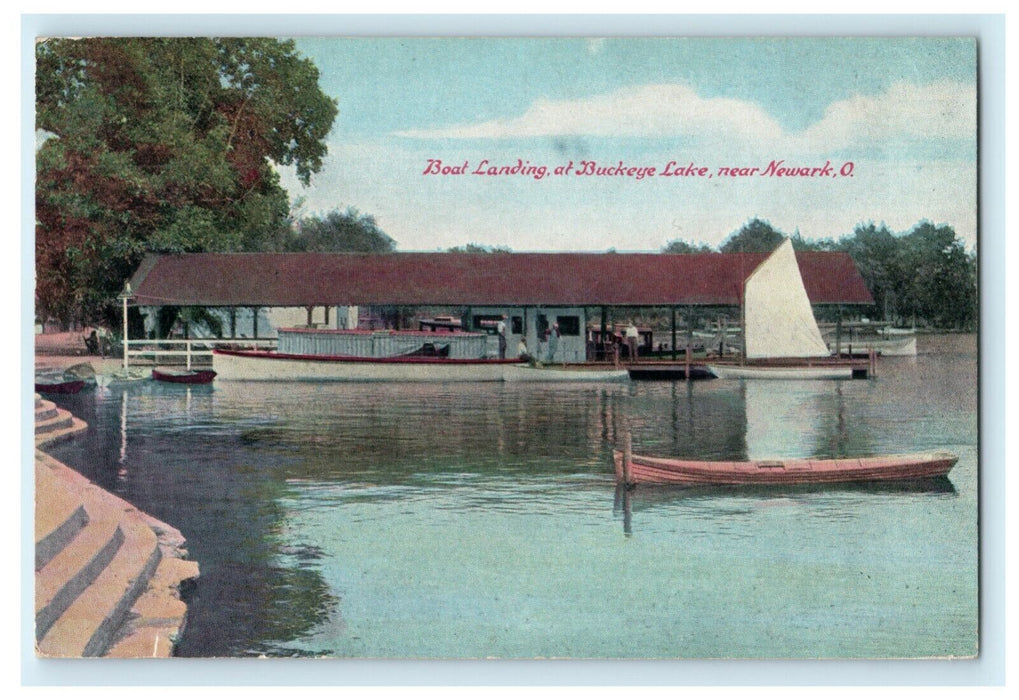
[276,37,977,253]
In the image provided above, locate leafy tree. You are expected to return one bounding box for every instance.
[36,37,338,327]
[709,216,976,330]
[838,222,901,321]
[447,243,513,253]
[827,220,976,330]
[719,218,786,253]
[285,208,396,253]
[662,238,712,254]
[789,228,838,252]
[894,221,976,329]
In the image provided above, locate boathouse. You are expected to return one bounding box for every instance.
[127,251,873,362]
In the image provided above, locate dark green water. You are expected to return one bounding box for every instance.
[47,335,978,658]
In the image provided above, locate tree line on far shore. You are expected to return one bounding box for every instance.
[663,217,978,331]
[35,37,976,333]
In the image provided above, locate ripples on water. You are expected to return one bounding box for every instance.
[46,335,978,658]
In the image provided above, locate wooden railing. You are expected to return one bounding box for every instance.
[123,338,277,369]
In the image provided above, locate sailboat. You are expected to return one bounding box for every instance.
[707,239,856,379]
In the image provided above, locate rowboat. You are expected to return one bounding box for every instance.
[34,377,87,395]
[152,368,217,384]
[613,449,957,485]
[95,368,151,386]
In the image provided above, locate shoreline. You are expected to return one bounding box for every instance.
[33,383,198,657]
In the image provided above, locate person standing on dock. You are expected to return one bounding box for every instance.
[608,334,620,368]
[625,322,639,363]
[497,315,508,359]
[547,322,560,363]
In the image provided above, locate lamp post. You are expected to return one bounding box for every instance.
[118,283,132,373]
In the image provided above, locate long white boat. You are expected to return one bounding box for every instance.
[213,348,629,382]
[707,363,854,380]
[821,324,918,357]
[862,334,917,357]
[503,364,630,382]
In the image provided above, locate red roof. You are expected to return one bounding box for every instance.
[128,251,874,307]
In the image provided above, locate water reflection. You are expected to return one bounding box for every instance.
[612,484,633,537]
[743,381,876,459]
[614,477,955,535]
[41,338,976,658]
[47,382,340,657]
[213,381,630,483]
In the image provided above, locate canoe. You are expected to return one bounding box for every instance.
[614,449,957,485]
[35,378,87,395]
[152,368,217,384]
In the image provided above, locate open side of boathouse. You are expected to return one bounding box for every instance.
[126,251,874,365]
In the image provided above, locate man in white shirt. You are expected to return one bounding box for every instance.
[497,315,507,359]
[625,322,639,363]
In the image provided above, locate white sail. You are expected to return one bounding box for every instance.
[743,238,830,359]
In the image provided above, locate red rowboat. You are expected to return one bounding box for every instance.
[34,378,87,395]
[152,368,217,384]
[614,449,957,486]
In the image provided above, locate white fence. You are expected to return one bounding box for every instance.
[124,338,278,369]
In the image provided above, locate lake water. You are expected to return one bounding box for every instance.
[45,334,978,659]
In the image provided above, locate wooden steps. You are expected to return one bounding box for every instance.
[34,396,198,657]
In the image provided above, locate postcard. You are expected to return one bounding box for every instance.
[31,32,983,672]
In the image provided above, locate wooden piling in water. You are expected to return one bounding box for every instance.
[622,429,632,485]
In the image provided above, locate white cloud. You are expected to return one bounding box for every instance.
[283,137,977,253]
[284,79,978,254]
[393,81,976,156]
[393,84,786,142]
[796,81,976,151]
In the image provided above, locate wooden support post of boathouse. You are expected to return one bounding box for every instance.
[600,306,608,361]
[671,307,677,361]
[687,304,695,374]
[835,304,843,357]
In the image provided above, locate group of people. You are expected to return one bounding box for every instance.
[496,315,561,363]
[600,322,640,365]
[497,315,641,364]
